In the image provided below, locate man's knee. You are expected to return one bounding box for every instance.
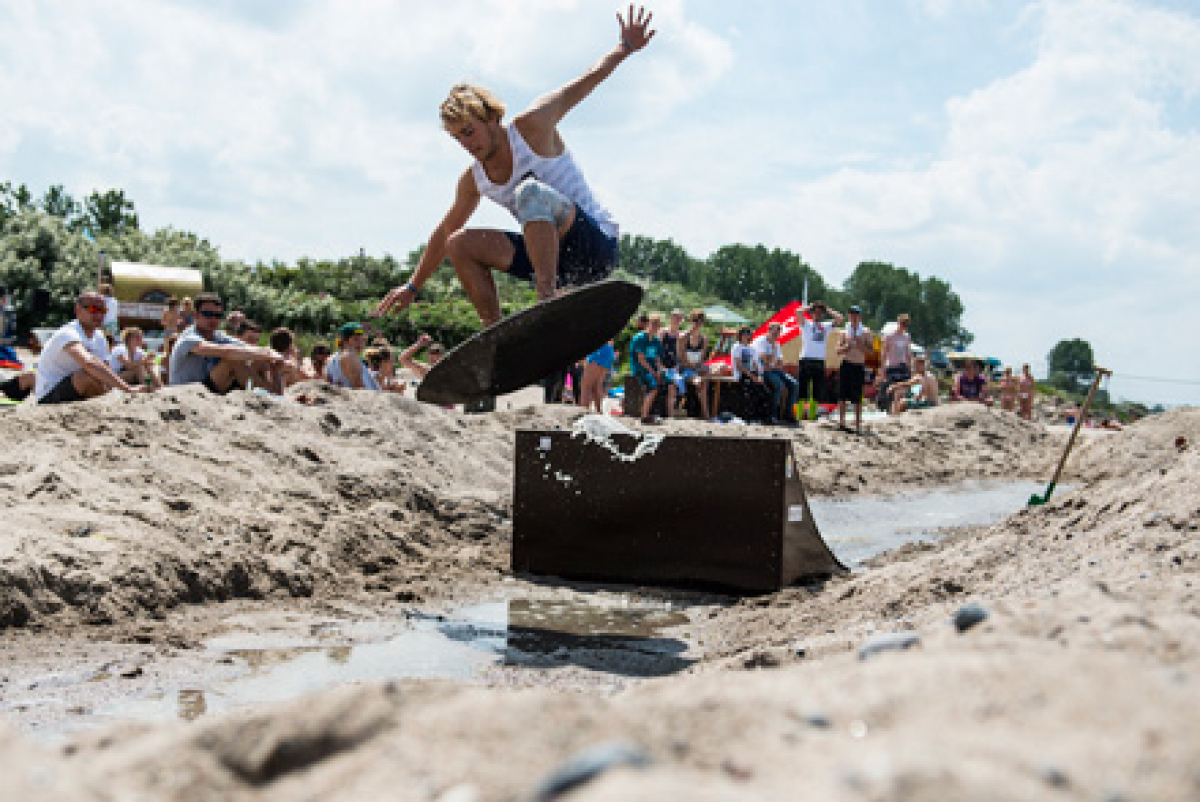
[514,179,573,229]
[445,229,471,266]
[73,371,105,398]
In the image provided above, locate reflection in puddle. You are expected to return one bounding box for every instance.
[177,689,206,721]
[812,480,1050,568]
[90,597,695,727]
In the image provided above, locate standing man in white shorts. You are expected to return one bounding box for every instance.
[374,6,657,327]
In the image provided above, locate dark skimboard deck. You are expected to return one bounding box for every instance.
[416,279,643,406]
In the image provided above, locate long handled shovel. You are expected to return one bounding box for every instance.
[1028,366,1112,506]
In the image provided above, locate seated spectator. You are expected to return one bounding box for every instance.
[890,355,939,414]
[168,292,285,394]
[326,322,380,390]
[629,312,667,424]
[224,310,247,337]
[0,371,35,402]
[730,326,771,422]
[35,291,143,405]
[160,297,181,341]
[99,283,120,339]
[675,309,712,420]
[581,339,615,414]
[158,334,179,387]
[110,327,161,390]
[266,327,316,393]
[307,341,332,379]
[235,319,262,345]
[365,346,406,394]
[179,296,196,328]
[951,359,991,405]
[399,333,444,379]
[753,322,799,426]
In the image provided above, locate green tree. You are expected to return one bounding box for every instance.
[40,185,82,229]
[1047,338,1094,391]
[1,181,35,232]
[705,244,824,308]
[619,235,698,284]
[842,261,971,347]
[0,211,100,331]
[83,189,140,237]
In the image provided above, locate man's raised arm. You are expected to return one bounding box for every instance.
[521,5,655,132]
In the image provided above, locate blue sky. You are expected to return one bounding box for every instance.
[2,0,1197,406]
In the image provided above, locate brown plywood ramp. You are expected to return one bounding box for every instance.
[512,429,848,594]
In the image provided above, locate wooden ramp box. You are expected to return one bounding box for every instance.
[512,429,848,593]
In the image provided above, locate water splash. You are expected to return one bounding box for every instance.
[570,414,664,462]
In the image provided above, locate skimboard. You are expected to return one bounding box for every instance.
[416,279,643,406]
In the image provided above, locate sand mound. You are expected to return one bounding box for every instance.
[0,401,1197,798]
[0,386,577,630]
[0,396,1057,632]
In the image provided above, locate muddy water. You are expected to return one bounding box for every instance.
[814,480,1049,568]
[9,480,1049,740]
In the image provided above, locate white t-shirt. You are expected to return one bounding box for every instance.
[35,320,111,400]
[884,329,912,368]
[102,296,120,329]
[730,342,762,380]
[751,334,783,369]
[109,344,146,373]
[800,320,834,360]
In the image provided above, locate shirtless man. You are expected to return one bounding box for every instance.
[890,355,939,414]
[373,7,656,326]
[837,305,873,432]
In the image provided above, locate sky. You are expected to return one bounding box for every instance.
[1,0,1198,406]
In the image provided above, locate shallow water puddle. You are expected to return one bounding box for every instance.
[813,480,1051,568]
[16,481,1049,739]
[82,598,694,729]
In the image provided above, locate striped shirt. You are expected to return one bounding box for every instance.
[471,123,618,238]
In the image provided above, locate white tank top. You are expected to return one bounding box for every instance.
[471,123,618,238]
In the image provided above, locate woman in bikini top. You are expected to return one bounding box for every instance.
[999,367,1018,413]
[1018,364,1035,420]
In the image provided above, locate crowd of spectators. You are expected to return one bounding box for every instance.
[603,300,1039,431]
[5,290,446,407]
[3,288,1040,428]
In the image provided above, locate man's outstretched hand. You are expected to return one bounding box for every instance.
[373,285,415,318]
[618,5,656,52]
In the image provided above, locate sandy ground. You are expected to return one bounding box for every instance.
[0,379,1197,800]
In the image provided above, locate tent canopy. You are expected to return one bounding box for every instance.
[703,304,749,325]
[110,261,203,304]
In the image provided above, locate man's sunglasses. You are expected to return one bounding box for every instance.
[79,304,106,314]
[198,309,224,319]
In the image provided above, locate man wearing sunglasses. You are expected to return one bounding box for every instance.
[35,291,144,405]
[168,292,286,394]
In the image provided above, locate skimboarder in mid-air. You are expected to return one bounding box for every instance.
[373,5,656,326]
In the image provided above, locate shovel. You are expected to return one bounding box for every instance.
[1029,366,1112,506]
